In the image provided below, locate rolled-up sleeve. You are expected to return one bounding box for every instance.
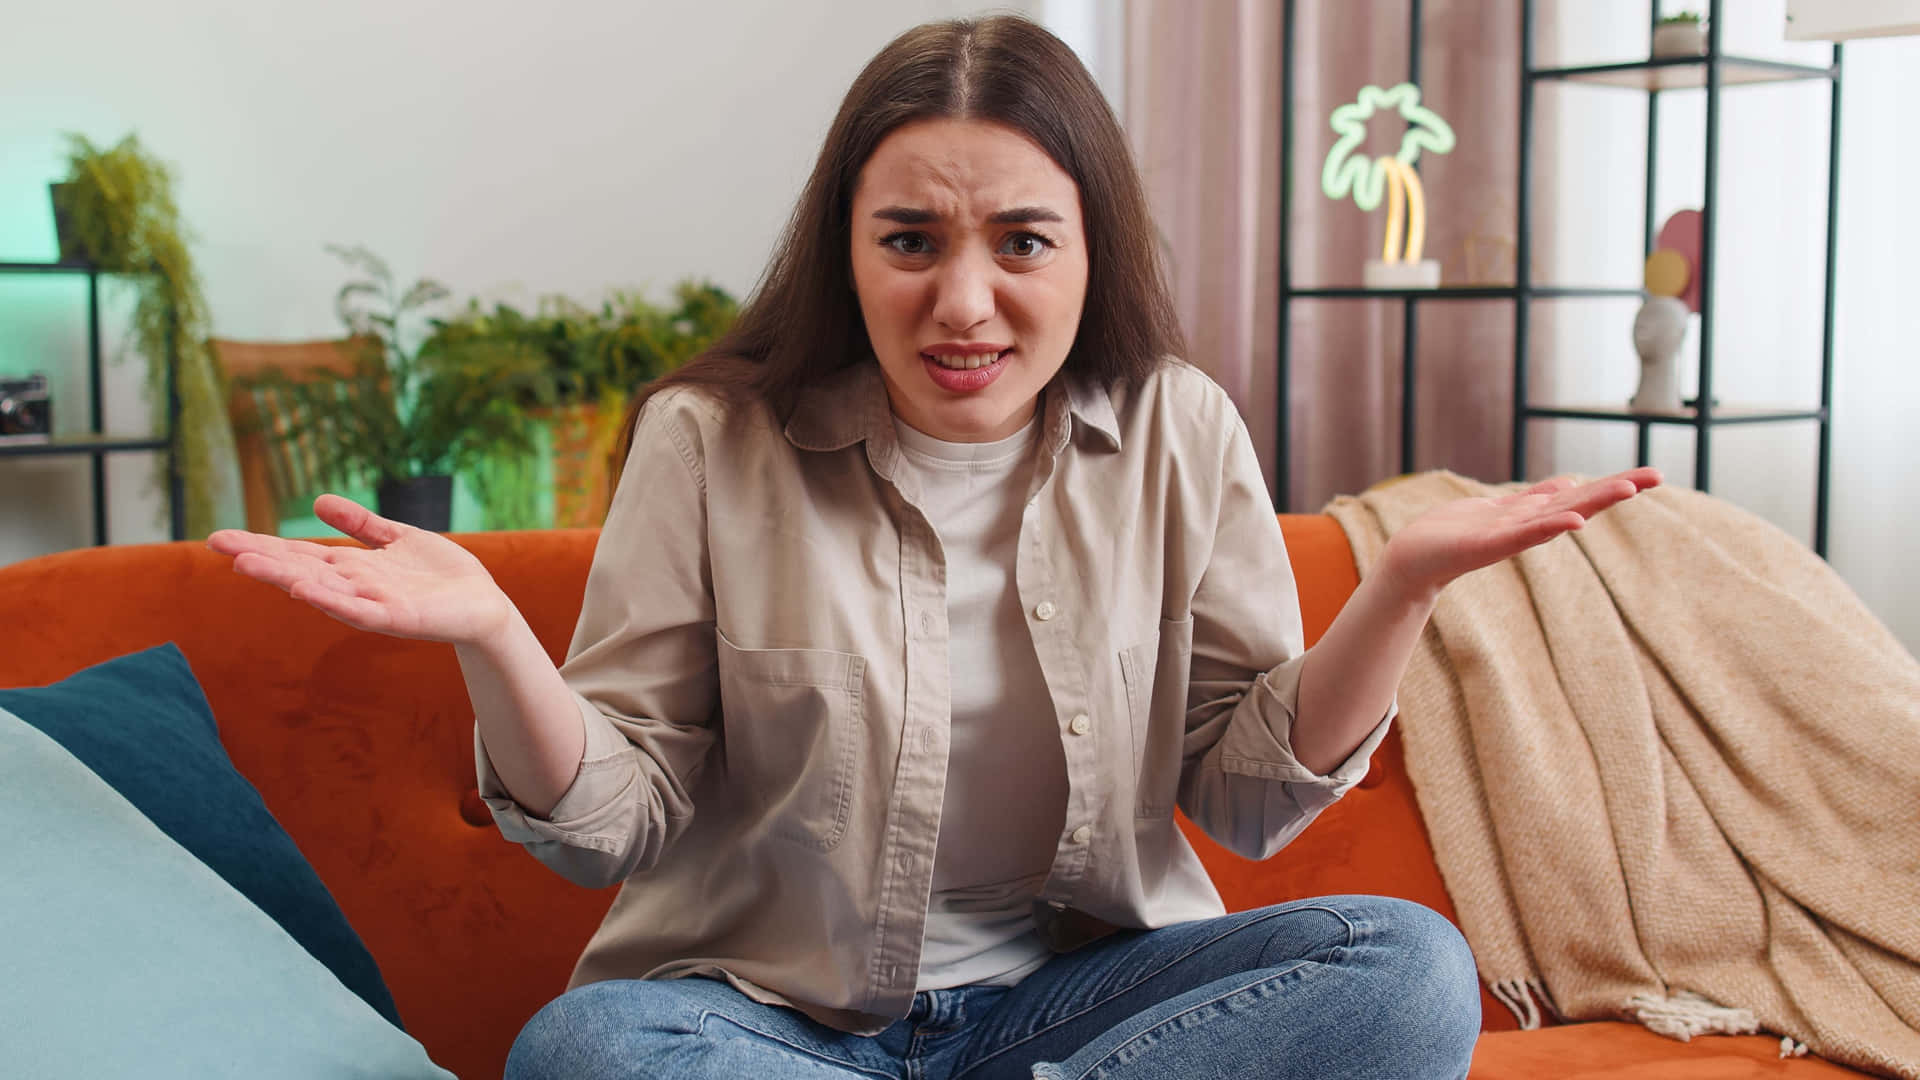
[1175,410,1394,860]
[476,696,648,857]
[474,393,722,888]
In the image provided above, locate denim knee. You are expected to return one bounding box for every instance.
[1363,897,1482,1055]
[506,980,699,1080]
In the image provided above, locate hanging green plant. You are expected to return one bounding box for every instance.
[53,133,229,538]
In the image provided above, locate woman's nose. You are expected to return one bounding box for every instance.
[931,249,995,332]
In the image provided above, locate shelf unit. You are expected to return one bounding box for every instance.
[0,258,184,545]
[1276,0,1843,556]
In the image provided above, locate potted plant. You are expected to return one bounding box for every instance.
[422,279,737,527]
[51,133,231,538]
[1653,11,1707,59]
[236,246,545,532]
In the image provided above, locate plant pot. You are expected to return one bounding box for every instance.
[376,475,453,532]
[48,182,83,263]
[1652,22,1706,59]
[533,402,619,528]
[1362,258,1441,290]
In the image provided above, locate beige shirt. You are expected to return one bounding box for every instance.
[476,359,1390,1034]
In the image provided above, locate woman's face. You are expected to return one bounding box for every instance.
[849,118,1089,443]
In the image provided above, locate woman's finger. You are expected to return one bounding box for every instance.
[1495,476,1579,505]
[1618,465,1663,490]
[287,578,394,634]
[231,549,356,596]
[208,528,349,564]
[1498,468,1659,510]
[206,528,266,557]
[1490,508,1588,556]
[1552,474,1650,520]
[314,494,407,548]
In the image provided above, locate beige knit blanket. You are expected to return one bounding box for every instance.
[1326,472,1920,1078]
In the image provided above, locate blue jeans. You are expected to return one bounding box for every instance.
[506,895,1480,1080]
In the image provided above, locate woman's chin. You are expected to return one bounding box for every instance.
[911,397,1039,443]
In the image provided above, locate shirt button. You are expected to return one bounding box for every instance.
[1071,825,1091,844]
[1069,713,1090,736]
[1034,601,1057,621]
[919,612,933,634]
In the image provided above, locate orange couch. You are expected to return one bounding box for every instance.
[0,518,1864,1079]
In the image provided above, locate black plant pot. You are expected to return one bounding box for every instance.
[48,182,82,263]
[376,475,453,532]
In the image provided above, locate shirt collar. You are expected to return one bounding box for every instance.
[784,362,1122,455]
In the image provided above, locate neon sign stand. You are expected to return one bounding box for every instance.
[1322,83,1456,289]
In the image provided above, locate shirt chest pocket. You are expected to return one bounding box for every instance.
[1118,615,1194,818]
[715,630,866,852]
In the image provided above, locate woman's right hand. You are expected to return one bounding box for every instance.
[207,493,514,648]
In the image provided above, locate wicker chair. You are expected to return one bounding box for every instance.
[211,337,371,536]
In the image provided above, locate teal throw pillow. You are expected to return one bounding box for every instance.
[0,705,452,1079]
[0,643,401,1027]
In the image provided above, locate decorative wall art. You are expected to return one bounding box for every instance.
[1321,82,1457,289]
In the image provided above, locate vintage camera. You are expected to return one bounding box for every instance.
[0,374,52,440]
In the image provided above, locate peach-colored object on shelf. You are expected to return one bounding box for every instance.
[1643,249,1691,299]
[1655,209,1705,312]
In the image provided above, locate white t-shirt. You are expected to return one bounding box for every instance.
[893,412,1068,990]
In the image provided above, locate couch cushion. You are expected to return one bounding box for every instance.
[0,643,401,1028]
[0,704,451,1079]
[1469,1022,1866,1077]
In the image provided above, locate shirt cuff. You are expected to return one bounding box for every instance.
[1220,652,1396,795]
[474,693,640,855]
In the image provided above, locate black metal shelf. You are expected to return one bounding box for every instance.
[1276,0,1841,556]
[1522,405,1827,425]
[0,433,175,457]
[0,257,183,544]
[1288,285,1644,300]
[1532,54,1836,90]
[0,260,101,275]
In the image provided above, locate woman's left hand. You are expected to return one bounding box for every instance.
[1377,467,1663,604]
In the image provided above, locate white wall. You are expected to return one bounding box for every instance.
[1537,1,1919,650]
[1039,0,1128,124]
[0,0,1036,560]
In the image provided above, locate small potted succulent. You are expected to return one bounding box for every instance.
[1653,11,1707,59]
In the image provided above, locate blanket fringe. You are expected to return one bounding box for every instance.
[1779,1036,1810,1059]
[1489,978,1556,1031]
[1624,990,1757,1043]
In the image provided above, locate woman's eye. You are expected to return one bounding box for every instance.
[1000,232,1054,258]
[884,232,932,256]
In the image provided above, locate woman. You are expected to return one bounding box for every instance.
[211,15,1657,1079]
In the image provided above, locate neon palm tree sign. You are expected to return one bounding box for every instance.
[1322,83,1456,288]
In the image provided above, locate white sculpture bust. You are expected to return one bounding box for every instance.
[1630,295,1689,413]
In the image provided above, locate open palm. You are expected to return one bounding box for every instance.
[1379,467,1663,601]
[206,494,512,645]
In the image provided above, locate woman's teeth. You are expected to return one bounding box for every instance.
[927,352,1002,370]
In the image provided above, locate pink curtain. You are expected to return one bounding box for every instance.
[1125,0,1543,511]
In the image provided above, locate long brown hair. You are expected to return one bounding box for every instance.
[611,14,1186,472]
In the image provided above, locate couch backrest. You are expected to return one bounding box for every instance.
[0,516,1490,1080]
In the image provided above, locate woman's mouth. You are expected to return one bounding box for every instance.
[921,349,1011,392]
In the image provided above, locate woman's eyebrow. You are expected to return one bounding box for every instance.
[870,205,1064,225]
[873,206,938,224]
[987,206,1064,225]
